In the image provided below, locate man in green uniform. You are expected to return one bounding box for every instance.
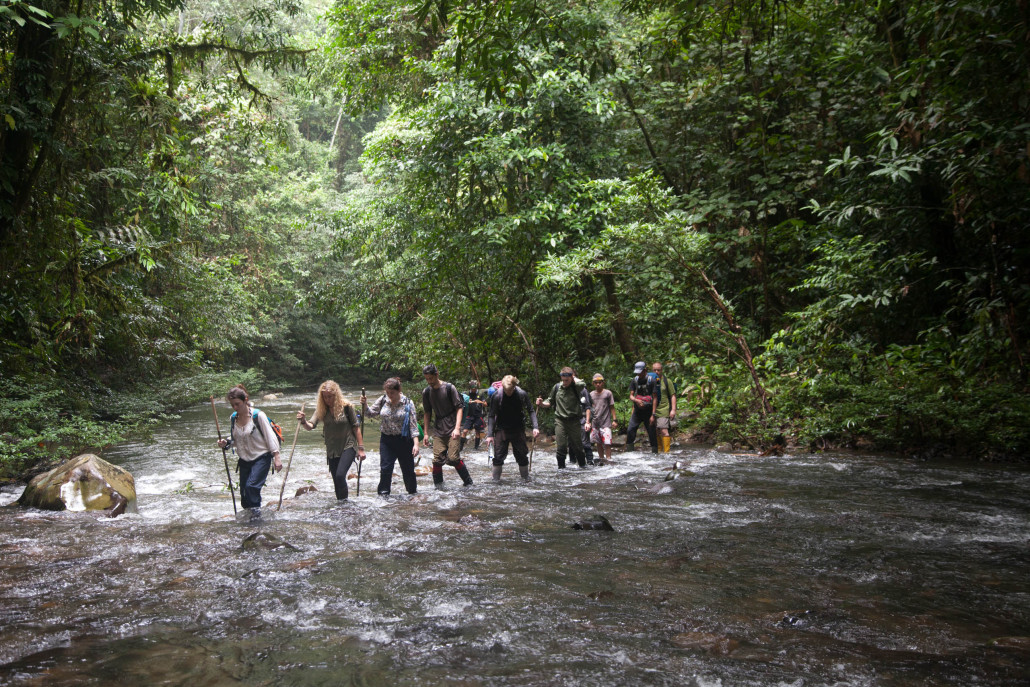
[536,367,591,469]
[652,362,677,453]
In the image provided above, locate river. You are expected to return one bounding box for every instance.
[1,387,1028,685]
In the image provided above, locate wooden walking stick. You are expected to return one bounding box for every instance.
[210,396,237,515]
[277,402,305,511]
[529,434,535,473]
[356,388,365,496]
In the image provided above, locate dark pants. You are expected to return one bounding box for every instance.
[328,448,357,500]
[492,428,529,467]
[555,416,585,468]
[581,421,594,464]
[238,452,272,509]
[378,434,417,496]
[626,405,657,452]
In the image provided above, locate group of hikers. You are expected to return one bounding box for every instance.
[216,360,677,512]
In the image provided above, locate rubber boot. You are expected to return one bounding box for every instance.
[460,436,467,452]
[378,470,393,496]
[455,460,474,486]
[518,464,531,482]
[556,449,567,469]
[660,435,672,453]
[432,464,444,490]
[474,434,481,449]
[491,464,503,482]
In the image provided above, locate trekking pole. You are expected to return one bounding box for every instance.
[277,402,305,511]
[356,388,364,496]
[529,434,535,473]
[210,396,237,515]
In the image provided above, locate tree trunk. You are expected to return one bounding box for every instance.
[600,273,637,366]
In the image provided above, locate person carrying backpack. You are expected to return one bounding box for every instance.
[626,361,658,453]
[651,362,678,453]
[216,384,282,511]
[536,367,591,469]
[484,375,540,481]
[422,364,474,489]
[297,380,366,502]
[460,380,487,451]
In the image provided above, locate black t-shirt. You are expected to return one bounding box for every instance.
[496,390,526,431]
[630,375,655,401]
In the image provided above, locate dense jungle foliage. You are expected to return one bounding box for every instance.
[1,0,1028,477]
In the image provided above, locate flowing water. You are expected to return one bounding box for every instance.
[1,388,1029,686]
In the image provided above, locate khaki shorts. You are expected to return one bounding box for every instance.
[656,417,671,430]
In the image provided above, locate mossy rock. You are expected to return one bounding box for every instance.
[17,453,137,516]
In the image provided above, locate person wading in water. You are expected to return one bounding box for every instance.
[537,367,591,469]
[484,375,540,482]
[422,364,474,489]
[297,380,365,502]
[362,378,420,497]
[217,384,282,514]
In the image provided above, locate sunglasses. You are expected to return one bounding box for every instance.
[560,373,572,377]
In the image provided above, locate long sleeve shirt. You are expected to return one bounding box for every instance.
[230,410,279,462]
[486,387,539,436]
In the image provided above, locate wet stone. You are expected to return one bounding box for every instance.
[571,515,614,531]
[240,532,300,552]
[670,631,740,655]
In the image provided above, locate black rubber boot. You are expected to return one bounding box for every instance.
[455,460,474,486]
[556,449,567,469]
[432,465,444,490]
[518,464,531,481]
[491,465,503,482]
[377,470,393,496]
[460,436,467,452]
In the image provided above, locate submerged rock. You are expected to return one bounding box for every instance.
[664,461,695,481]
[571,515,614,531]
[670,631,739,655]
[990,636,1030,651]
[241,532,300,552]
[16,454,137,516]
[294,485,318,497]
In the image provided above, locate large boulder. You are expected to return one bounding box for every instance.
[17,454,137,516]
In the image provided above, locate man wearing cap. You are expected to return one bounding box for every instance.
[589,373,617,464]
[537,367,591,469]
[626,361,658,453]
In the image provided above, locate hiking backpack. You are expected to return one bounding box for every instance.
[230,408,284,448]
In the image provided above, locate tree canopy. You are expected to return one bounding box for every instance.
[1,0,1027,474]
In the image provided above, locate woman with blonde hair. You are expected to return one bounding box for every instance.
[298,380,365,501]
